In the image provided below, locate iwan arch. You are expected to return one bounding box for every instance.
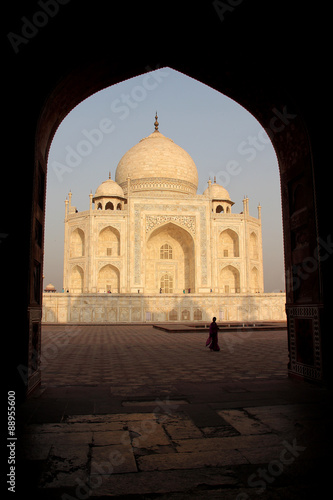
[6,0,330,397]
[44,116,286,324]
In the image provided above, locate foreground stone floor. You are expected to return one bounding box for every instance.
[16,325,332,499]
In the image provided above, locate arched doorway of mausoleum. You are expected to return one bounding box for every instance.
[145,222,195,293]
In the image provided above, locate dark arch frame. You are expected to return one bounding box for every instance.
[3,1,330,399]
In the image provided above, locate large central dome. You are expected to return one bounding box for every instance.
[115,119,198,195]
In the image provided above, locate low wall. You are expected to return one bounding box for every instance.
[42,292,286,323]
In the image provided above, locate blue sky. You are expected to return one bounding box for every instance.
[45,67,285,292]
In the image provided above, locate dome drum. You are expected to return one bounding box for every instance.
[120,176,197,196]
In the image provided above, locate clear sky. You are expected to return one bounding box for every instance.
[44,67,285,293]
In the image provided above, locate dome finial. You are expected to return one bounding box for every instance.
[109,171,111,179]
[154,112,159,131]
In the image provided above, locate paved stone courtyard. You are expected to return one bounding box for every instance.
[40,325,288,386]
[17,325,332,499]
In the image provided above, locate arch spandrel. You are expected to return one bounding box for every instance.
[146,221,195,245]
[145,215,196,238]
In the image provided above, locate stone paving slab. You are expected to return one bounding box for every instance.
[161,415,204,440]
[91,444,138,474]
[173,434,281,453]
[131,422,172,448]
[92,430,130,446]
[217,409,272,435]
[39,443,90,488]
[137,448,248,471]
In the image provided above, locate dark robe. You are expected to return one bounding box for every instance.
[206,321,220,351]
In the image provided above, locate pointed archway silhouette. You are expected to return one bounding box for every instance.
[3,1,330,398]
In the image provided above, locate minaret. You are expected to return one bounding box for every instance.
[242,196,247,216]
[88,190,94,292]
[208,178,212,209]
[243,195,249,292]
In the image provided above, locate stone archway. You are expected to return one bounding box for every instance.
[250,266,259,293]
[97,264,120,293]
[5,1,329,397]
[250,232,259,260]
[31,66,329,386]
[219,229,240,258]
[220,265,240,293]
[98,227,120,257]
[70,228,85,258]
[70,265,84,293]
[145,222,195,293]
[33,65,328,385]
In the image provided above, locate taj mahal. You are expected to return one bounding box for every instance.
[42,115,286,323]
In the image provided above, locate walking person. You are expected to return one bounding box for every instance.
[206,317,220,351]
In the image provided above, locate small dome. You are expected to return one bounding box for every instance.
[45,283,56,292]
[93,177,124,199]
[115,118,198,195]
[203,181,231,201]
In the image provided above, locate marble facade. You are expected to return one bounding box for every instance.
[42,292,286,323]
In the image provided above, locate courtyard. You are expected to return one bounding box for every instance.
[39,324,288,387]
[17,325,331,499]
